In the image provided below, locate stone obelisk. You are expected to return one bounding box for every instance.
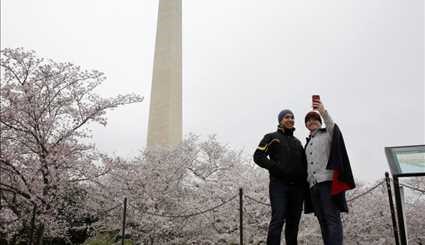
[147,0,182,147]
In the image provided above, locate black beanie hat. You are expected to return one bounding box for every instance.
[278,109,294,123]
[305,111,322,124]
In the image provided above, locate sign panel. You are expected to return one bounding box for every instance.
[385,145,425,176]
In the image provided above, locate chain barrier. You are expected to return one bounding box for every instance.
[400,183,425,194]
[86,178,420,221]
[347,180,385,202]
[398,183,425,212]
[96,203,122,217]
[244,195,270,206]
[244,180,387,206]
[128,194,238,219]
[79,177,422,232]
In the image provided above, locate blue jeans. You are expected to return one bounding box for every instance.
[267,178,304,245]
[310,181,343,245]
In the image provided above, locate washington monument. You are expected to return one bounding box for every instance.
[147,0,182,146]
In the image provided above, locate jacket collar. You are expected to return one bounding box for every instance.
[306,128,326,144]
[277,126,295,136]
[310,127,326,137]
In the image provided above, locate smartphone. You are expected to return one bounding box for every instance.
[312,95,320,109]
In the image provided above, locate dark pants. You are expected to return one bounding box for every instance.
[267,179,304,245]
[310,181,343,245]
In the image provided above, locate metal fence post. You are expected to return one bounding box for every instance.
[122,197,127,245]
[385,172,400,245]
[239,188,243,245]
[393,176,407,245]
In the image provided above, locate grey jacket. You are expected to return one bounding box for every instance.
[305,110,335,187]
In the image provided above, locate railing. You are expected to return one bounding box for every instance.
[24,174,425,245]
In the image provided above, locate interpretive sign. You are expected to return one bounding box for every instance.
[385,145,425,176]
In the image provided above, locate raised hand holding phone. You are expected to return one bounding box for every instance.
[312,95,325,115]
[312,95,320,109]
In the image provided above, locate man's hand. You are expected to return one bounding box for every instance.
[313,99,326,115]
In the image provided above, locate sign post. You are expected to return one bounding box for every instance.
[385,145,425,245]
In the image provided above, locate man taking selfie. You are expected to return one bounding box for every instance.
[304,97,355,245]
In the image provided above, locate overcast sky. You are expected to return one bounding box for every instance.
[2,0,424,182]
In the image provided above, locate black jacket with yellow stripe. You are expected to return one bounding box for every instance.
[253,127,307,185]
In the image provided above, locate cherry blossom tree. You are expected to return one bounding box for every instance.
[0,48,143,242]
[78,134,248,243]
[86,136,425,244]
